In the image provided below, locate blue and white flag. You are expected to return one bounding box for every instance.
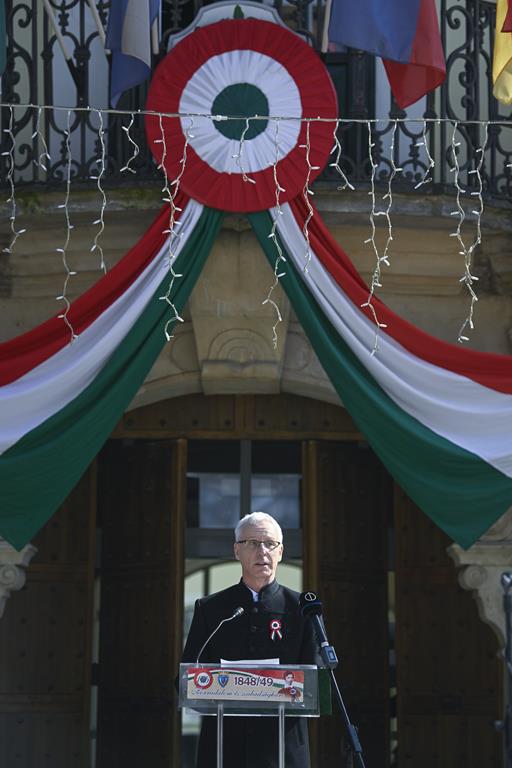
[106,0,160,106]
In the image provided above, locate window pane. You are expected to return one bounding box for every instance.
[187,472,240,528]
[251,474,300,529]
[187,441,241,528]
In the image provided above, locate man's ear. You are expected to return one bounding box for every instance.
[234,543,240,560]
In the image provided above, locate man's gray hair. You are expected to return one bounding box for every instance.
[234,512,283,543]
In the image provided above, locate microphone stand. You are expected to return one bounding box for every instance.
[302,600,366,768]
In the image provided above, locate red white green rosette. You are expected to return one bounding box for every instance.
[145,18,338,212]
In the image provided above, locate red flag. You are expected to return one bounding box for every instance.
[383,0,445,109]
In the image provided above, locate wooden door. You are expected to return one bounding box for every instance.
[0,465,96,768]
[95,438,186,768]
[303,440,392,768]
[394,489,503,767]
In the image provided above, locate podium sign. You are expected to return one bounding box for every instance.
[179,664,319,768]
[179,663,319,716]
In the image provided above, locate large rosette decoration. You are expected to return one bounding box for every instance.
[146,18,338,212]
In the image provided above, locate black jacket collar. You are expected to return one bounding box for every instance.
[239,578,280,602]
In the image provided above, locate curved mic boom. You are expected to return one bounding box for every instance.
[196,606,245,664]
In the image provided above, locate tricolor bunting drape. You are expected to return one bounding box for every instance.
[0,11,511,550]
[0,196,223,548]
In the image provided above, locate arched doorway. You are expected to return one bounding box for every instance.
[0,394,503,768]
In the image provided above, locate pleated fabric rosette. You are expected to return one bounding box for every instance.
[145,18,338,212]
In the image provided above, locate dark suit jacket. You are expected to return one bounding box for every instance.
[180,579,321,768]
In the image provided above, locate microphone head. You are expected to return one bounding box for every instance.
[299,591,323,617]
[232,606,244,618]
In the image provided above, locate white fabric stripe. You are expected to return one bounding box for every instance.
[271,204,512,478]
[179,50,301,174]
[0,199,203,456]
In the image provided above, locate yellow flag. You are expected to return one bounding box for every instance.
[493,0,512,104]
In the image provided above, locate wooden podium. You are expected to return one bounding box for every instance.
[178,663,320,768]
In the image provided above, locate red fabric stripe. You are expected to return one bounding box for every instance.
[0,194,188,385]
[289,195,512,394]
[503,0,512,32]
[383,0,445,108]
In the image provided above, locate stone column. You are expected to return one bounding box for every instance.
[0,538,37,619]
[448,509,512,648]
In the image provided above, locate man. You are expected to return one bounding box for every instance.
[180,511,321,768]
[278,671,302,703]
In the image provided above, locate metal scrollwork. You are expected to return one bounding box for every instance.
[0,0,510,201]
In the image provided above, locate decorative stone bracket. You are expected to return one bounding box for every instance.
[448,510,512,649]
[0,538,37,619]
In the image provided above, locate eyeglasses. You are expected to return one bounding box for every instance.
[236,539,281,552]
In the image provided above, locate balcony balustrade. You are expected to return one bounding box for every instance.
[0,0,510,202]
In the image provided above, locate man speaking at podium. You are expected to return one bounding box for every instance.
[181,511,321,768]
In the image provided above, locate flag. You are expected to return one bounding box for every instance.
[106,0,160,106]
[0,194,223,548]
[250,199,512,550]
[326,0,445,109]
[493,0,512,103]
[502,0,512,32]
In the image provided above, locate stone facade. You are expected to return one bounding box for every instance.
[1,185,512,623]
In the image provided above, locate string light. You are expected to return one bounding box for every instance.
[360,120,388,355]
[2,103,509,125]
[262,119,287,350]
[449,121,488,343]
[55,110,78,341]
[89,109,107,273]
[1,105,27,256]
[0,103,501,351]
[155,114,194,340]
[31,106,51,173]
[120,112,140,174]
[329,120,355,191]
[232,116,256,184]
[414,119,435,189]
[299,120,321,274]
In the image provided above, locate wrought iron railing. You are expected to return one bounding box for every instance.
[0,0,511,201]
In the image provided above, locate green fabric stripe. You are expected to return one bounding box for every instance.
[249,210,512,548]
[0,207,223,549]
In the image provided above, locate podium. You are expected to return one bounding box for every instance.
[178,663,320,768]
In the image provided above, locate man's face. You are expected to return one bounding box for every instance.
[234,520,283,586]
[285,673,294,685]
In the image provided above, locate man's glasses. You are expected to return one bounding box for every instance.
[236,539,281,552]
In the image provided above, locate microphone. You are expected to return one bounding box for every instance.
[299,591,338,669]
[196,606,245,663]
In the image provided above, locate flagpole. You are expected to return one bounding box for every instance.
[41,0,81,90]
[86,0,106,46]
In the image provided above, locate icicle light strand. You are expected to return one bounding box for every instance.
[361,120,388,355]
[90,110,107,273]
[329,120,355,191]
[2,106,27,256]
[232,116,256,185]
[262,119,287,349]
[300,120,321,274]
[120,113,140,174]
[31,106,51,173]
[55,110,77,341]
[155,115,194,340]
[451,122,488,343]
[414,120,435,189]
